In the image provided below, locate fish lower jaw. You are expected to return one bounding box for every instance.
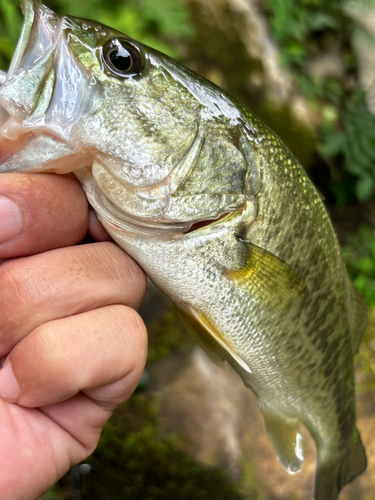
[80,174,238,240]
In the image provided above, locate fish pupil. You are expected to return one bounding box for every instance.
[103,38,144,77]
[109,47,132,72]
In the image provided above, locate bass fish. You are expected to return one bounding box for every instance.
[0,1,368,498]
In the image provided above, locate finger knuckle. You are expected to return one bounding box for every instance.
[128,309,148,350]
[110,305,148,362]
[11,322,58,388]
[123,257,147,297]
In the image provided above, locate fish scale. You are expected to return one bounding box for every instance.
[0,1,368,498]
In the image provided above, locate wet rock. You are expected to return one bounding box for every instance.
[307,49,346,82]
[190,0,292,106]
[186,0,318,173]
[188,0,314,125]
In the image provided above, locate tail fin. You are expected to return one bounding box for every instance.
[315,429,367,500]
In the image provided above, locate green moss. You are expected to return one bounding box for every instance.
[147,307,194,364]
[319,90,375,203]
[237,459,268,500]
[38,484,62,500]
[81,394,245,500]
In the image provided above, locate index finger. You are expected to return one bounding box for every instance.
[0,173,89,258]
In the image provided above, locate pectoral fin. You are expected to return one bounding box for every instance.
[261,405,303,474]
[177,306,251,374]
[225,239,306,312]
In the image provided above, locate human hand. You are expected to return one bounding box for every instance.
[0,173,147,500]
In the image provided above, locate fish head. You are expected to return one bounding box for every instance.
[0,0,209,181]
[0,1,247,233]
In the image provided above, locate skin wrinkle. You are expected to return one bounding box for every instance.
[0,259,57,309]
[0,263,31,309]
[0,243,147,345]
[80,243,127,281]
[82,244,147,301]
[86,372,141,409]
[62,242,146,295]
[40,394,112,455]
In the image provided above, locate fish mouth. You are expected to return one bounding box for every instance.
[184,213,231,233]
[0,0,60,126]
[0,0,100,139]
[83,176,235,239]
[9,1,60,81]
[0,1,98,174]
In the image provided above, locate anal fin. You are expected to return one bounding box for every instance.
[261,405,303,474]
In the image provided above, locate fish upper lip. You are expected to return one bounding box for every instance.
[0,1,61,130]
[9,1,61,80]
[0,1,101,144]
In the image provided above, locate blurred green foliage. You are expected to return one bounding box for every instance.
[266,0,375,203]
[0,0,23,70]
[340,224,375,392]
[342,225,375,306]
[266,0,344,68]
[0,0,194,71]
[342,225,375,392]
[81,394,244,500]
[319,90,375,203]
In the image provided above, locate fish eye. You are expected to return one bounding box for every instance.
[102,39,144,78]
